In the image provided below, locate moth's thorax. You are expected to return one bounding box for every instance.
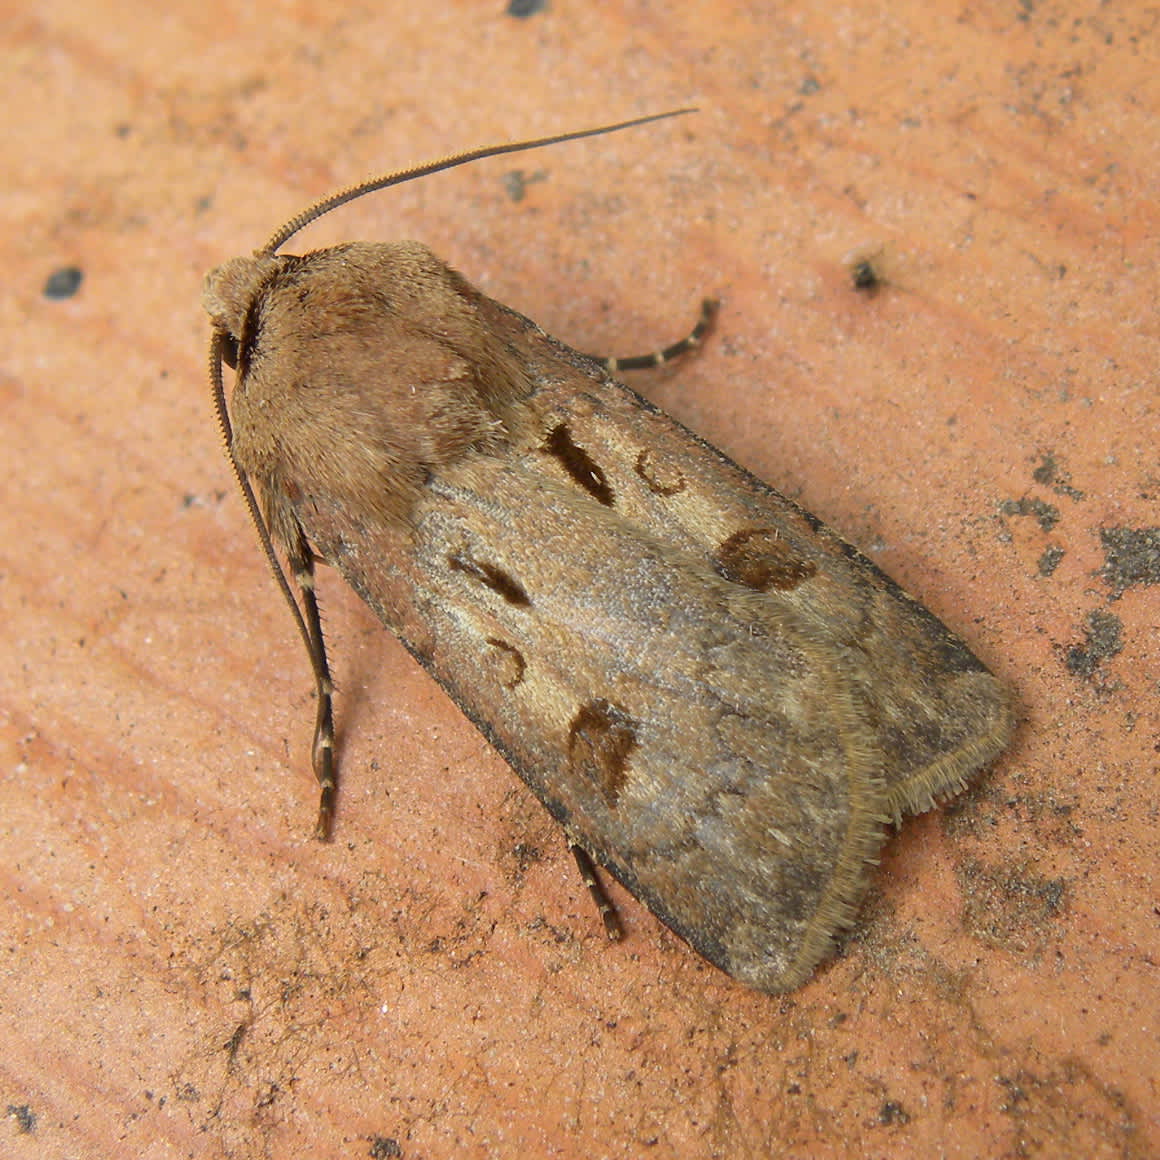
[211,241,573,532]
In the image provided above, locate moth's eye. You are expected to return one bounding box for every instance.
[219,332,239,370]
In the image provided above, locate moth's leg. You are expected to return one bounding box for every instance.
[590,297,719,372]
[284,527,337,839]
[569,842,623,941]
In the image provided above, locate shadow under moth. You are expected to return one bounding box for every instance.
[202,111,1013,993]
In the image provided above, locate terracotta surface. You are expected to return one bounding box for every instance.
[3,2,1156,1158]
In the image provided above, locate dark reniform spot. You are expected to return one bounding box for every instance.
[715,528,818,591]
[568,699,638,808]
[484,638,526,688]
[448,555,531,606]
[542,424,614,506]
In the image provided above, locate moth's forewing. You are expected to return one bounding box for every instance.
[517,353,1015,823]
[217,245,1011,992]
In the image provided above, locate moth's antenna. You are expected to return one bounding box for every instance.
[262,108,697,255]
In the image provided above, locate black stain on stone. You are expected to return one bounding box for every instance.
[7,1105,37,1134]
[43,266,84,299]
[1032,452,1085,501]
[1037,545,1065,577]
[1000,497,1060,533]
[1064,609,1123,680]
[1100,527,1160,597]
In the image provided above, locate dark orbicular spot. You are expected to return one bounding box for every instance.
[484,637,526,688]
[448,554,531,606]
[542,424,614,506]
[634,449,687,496]
[715,528,818,591]
[568,699,638,808]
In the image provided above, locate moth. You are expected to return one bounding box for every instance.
[202,112,1013,993]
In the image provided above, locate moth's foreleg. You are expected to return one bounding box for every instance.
[285,531,337,839]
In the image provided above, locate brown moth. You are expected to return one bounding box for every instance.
[202,112,1013,993]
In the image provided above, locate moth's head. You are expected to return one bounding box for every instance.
[203,252,284,370]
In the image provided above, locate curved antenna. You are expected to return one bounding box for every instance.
[262,108,696,255]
